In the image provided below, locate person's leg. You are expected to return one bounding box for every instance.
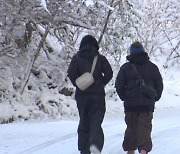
[123,112,138,152]
[88,96,106,152]
[140,149,147,154]
[127,150,135,154]
[137,112,153,153]
[76,97,90,154]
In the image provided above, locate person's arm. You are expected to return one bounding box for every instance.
[154,66,163,101]
[101,56,113,86]
[115,66,127,101]
[67,56,78,87]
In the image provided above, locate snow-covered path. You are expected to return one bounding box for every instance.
[1,107,180,154]
[1,79,180,154]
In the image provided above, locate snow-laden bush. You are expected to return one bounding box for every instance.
[0,0,179,123]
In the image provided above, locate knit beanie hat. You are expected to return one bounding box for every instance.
[79,35,99,50]
[130,41,145,55]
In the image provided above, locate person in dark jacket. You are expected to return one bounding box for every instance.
[67,35,113,154]
[115,41,163,154]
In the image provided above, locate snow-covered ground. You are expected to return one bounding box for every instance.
[1,79,180,154]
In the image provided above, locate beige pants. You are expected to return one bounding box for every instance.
[123,112,153,153]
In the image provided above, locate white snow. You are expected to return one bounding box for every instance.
[40,0,51,15]
[0,79,180,154]
[0,0,179,153]
[84,0,94,6]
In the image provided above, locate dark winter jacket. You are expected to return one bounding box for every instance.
[67,36,113,98]
[115,52,163,112]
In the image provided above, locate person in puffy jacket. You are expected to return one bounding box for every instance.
[115,41,163,154]
[67,35,113,154]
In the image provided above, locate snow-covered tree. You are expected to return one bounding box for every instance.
[0,0,179,123]
[0,0,117,123]
[130,0,180,68]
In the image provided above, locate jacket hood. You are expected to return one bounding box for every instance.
[78,35,99,58]
[78,45,98,58]
[126,52,149,65]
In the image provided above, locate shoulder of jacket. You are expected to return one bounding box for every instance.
[71,54,79,64]
[121,62,130,69]
[97,54,105,58]
[97,54,108,62]
[147,61,159,69]
[72,54,76,60]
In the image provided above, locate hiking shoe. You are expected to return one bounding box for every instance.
[90,144,101,154]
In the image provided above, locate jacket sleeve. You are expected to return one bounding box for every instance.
[67,55,78,87]
[115,66,127,101]
[101,56,113,86]
[154,66,163,101]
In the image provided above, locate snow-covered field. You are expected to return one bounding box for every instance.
[0,79,180,154]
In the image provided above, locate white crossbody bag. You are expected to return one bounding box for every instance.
[75,55,98,90]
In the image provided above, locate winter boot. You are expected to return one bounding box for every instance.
[90,144,101,154]
[127,150,135,154]
[140,149,147,154]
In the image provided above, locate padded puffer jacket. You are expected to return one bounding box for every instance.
[115,52,163,112]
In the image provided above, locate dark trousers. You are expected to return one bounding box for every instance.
[76,96,105,153]
[123,112,153,153]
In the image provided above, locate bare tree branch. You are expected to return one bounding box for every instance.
[98,0,115,44]
[19,7,59,94]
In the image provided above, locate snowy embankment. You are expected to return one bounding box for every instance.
[0,79,180,154]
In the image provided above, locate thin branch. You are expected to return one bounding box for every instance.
[98,0,115,44]
[61,20,91,29]
[20,8,59,94]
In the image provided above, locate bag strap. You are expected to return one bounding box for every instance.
[131,63,142,79]
[91,55,98,74]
